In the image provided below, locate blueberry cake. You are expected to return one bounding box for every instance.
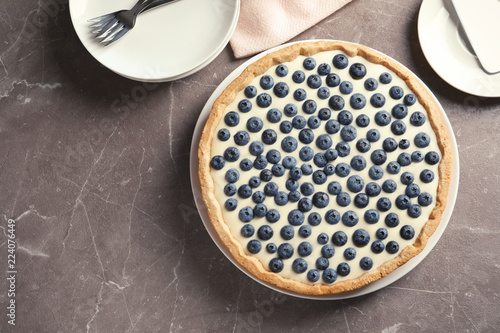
[199,41,451,295]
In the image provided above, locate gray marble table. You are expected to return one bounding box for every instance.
[1,0,499,332]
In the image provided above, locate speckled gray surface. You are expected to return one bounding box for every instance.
[1,0,499,332]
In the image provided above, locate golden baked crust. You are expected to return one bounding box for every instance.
[198,40,452,295]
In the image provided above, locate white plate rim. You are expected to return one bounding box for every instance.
[69,0,240,82]
[417,0,500,98]
[189,40,460,300]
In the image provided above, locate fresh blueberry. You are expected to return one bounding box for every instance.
[307,269,320,282]
[356,114,370,128]
[382,179,397,193]
[382,138,398,153]
[347,175,364,193]
[377,197,392,212]
[355,139,371,154]
[292,258,308,274]
[259,169,273,181]
[308,212,322,226]
[364,78,379,91]
[260,75,274,90]
[245,85,257,98]
[354,193,369,208]
[224,183,237,196]
[323,268,338,283]
[333,54,349,69]
[313,192,330,208]
[408,204,422,218]
[410,112,426,126]
[351,155,367,171]
[239,207,254,222]
[391,120,407,135]
[307,74,322,89]
[340,125,357,142]
[387,161,401,175]
[303,57,316,70]
[308,115,322,129]
[401,171,415,185]
[369,165,384,180]
[280,121,293,134]
[225,198,238,211]
[298,242,313,256]
[338,110,353,125]
[241,224,254,237]
[317,233,329,245]
[317,87,330,100]
[225,168,240,183]
[274,191,289,206]
[299,225,312,238]
[400,225,415,240]
[254,203,267,217]
[313,153,328,168]
[210,155,225,170]
[283,103,298,117]
[318,108,332,121]
[385,212,400,228]
[325,120,341,136]
[288,191,301,202]
[412,151,424,163]
[339,81,353,94]
[266,243,277,253]
[281,136,298,153]
[297,148,313,163]
[224,111,240,127]
[249,141,264,156]
[273,164,286,177]
[320,245,335,259]
[371,240,385,254]
[365,182,381,197]
[425,151,440,165]
[370,93,386,108]
[269,258,284,272]
[316,134,333,150]
[218,129,230,141]
[252,191,266,204]
[364,209,380,224]
[359,257,374,270]
[353,229,370,248]
[247,240,262,254]
[399,139,410,149]
[366,129,381,142]
[414,132,430,148]
[238,99,252,112]
[336,192,351,207]
[386,241,399,254]
[265,149,281,164]
[298,129,314,145]
[293,88,307,102]
[258,224,274,240]
[278,243,294,259]
[275,64,289,77]
[233,131,250,146]
[315,62,331,75]
[403,94,417,106]
[256,93,272,108]
[326,73,341,87]
[280,225,295,240]
[350,93,367,109]
[285,179,299,192]
[325,148,339,161]
[379,72,392,84]
[397,152,412,166]
[266,209,281,223]
[371,149,387,165]
[349,63,367,79]
[324,164,336,176]
[264,182,279,196]
[389,86,404,99]
[312,170,327,185]
[302,100,317,114]
[238,185,253,198]
[282,156,297,169]
[254,155,268,170]
[344,247,357,260]
[337,263,351,277]
[342,211,359,227]
[292,70,306,83]
[420,169,434,183]
[328,95,345,111]
[392,104,408,120]
[240,159,253,172]
[262,129,278,145]
[325,209,341,224]
[298,198,313,212]
[406,183,420,198]
[267,108,282,123]
[376,228,388,240]
[374,110,391,126]
[395,194,411,210]
[327,181,342,195]
[292,115,307,129]
[316,257,330,270]
[273,82,289,98]
[336,162,351,177]
[418,192,433,206]
[247,117,264,133]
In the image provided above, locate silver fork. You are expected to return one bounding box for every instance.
[89,0,180,46]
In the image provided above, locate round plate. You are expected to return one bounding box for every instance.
[190,40,459,300]
[69,0,240,82]
[418,0,500,97]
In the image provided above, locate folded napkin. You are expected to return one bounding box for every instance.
[230,0,353,59]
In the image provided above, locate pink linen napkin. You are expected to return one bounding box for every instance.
[230,0,353,59]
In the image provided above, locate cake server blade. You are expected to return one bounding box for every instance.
[450,0,500,74]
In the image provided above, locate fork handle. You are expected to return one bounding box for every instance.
[139,0,182,14]
[131,0,160,15]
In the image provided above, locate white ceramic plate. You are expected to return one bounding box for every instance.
[69,0,240,82]
[190,40,459,300]
[418,0,500,97]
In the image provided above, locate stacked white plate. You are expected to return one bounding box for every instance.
[70,0,240,82]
